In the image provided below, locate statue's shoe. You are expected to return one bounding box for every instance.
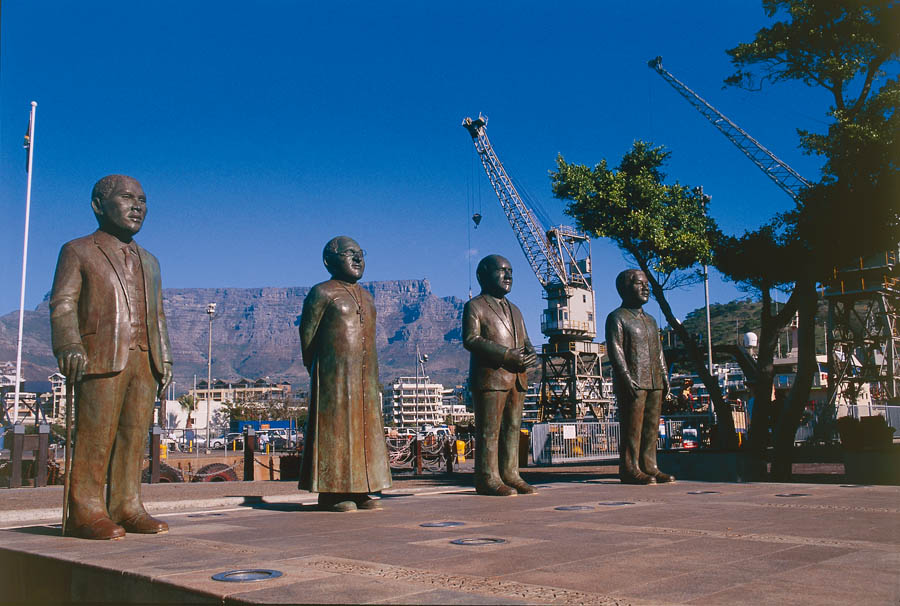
[317,494,358,512]
[650,471,676,483]
[118,512,169,534]
[68,516,125,540]
[619,471,657,485]
[475,481,516,497]
[355,496,383,510]
[502,477,537,494]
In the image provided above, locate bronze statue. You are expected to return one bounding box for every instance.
[463,255,537,496]
[299,236,391,511]
[606,269,674,484]
[49,175,173,539]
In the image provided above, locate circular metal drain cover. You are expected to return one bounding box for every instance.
[597,501,635,506]
[555,505,594,511]
[687,491,719,495]
[420,521,466,527]
[212,569,283,583]
[450,537,507,546]
[775,493,810,498]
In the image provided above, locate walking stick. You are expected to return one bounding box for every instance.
[62,380,74,536]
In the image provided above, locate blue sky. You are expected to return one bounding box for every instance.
[1,1,831,345]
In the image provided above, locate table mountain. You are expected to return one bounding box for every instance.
[0,279,469,393]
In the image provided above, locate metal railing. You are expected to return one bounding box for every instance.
[386,435,469,472]
[531,422,619,465]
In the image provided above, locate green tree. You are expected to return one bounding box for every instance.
[552,141,737,446]
[724,0,899,479]
[714,225,807,469]
[177,394,197,427]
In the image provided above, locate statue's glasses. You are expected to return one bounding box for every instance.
[336,249,366,261]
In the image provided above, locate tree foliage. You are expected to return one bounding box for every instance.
[722,0,899,478]
[726,0,899,271]
[177,394,197,427]
[553,141,717,280]
[552,141,737,445]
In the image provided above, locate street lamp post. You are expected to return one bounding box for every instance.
[415,346,429,432]
[206,303,216,452]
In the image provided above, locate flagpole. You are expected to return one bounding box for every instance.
[12,102,37,425]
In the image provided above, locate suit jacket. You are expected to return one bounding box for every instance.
[605,306,667,392]
[463,293,535,392]
[49,230,172,376]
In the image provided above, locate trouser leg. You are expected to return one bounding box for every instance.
[69,371,127,524]
[640,390,675,482]
[108,350,157,520]
[618,390,654,483]
[474,390,513,495]
[499,388,535,493]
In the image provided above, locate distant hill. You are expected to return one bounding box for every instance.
[3,288,831,393]
[0,279,470,392]
[675,297,827,358]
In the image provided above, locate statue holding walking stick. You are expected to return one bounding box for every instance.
[50,175,173,539]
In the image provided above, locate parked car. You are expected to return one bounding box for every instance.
[210,433,244,450]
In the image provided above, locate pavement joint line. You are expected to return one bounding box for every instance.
[736,500,900,514]
[556,521,900,552]
[299,556,641,606]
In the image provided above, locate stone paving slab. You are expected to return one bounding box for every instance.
[0,476,898,604]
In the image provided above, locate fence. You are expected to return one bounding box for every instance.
[846,405,900,438]
[386,435,471,473]
[531,422,620,465]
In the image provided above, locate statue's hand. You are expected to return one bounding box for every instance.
[521,347,537,369]
[158,363,173,400]
[504,347,526,370]
[627,379,640,400]
[57,345,87,383]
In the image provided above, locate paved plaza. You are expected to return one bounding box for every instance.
[0,468,898,604]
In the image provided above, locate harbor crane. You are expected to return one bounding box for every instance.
[649,56,899,407]
[463,115,605,420]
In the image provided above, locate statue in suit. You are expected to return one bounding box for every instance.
[50,175,173,539]
[606,269,674,485]
[299,236,391,512]
[463,255,537,496]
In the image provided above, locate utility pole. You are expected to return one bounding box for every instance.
[205,303,216,452]
[415,344,420,431]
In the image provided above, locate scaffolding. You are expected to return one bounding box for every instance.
[825,248,900,407]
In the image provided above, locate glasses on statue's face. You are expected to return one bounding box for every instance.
[336,249,366,261]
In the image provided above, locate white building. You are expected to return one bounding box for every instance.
[49,372,66,419]
[190,378,292,404]
[383,376,445,428]
[1,361,18,390]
